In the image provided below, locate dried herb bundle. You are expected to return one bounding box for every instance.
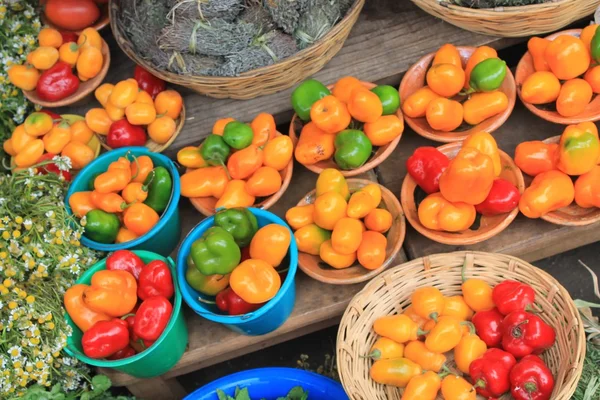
[239,4,277,34]
[167,0,244,22]
[295,1,341,49]
[152,50,224,75]
[452,0,548,8]
[264,0,310,34]
[119,0,168,58]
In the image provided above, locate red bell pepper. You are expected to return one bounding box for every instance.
[81,319,130,359]
[134,66,166,99]
[406,147,450,194]
[501,311,556,358]
[492,280,536,315]
[124,314,154,352]
[106,120,147,149]
[137,260,174,301]
[36,61,79,101]
[107,345,136,360]
[510,355,555,400]
[240,246,251,263]
[216,287,262,316]
[470,348,516,398]
[133,296,172,341]
[106,250,145,280]
[472,307,504,348]
[475,178,521,216]
[36,153,72,181]
[60,31,79,44]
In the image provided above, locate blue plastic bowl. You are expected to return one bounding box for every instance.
[177,208,298,336]
[184,368,349,400]
[65,147,181,256]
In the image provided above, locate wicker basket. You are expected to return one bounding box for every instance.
[337,251,585,400]
[411,0,600,37]
[109,0,365,99]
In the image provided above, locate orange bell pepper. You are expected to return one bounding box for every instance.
[403,305,430,329]
[402,371,441,400]
[404,340,447,373]
[294,122,335,165]
[70,120,94,144]
[95,83,114,107]
[3,139,16,157]
[527,37,551,72]
[83,270,137,317]
[364,115,404,147]
[14,139,44,168]
[347,88,383,123]
[442,296,474,321]
[402,87,439,119]
[59,42,80,67]
[521,71,561,104]
[212,117,235,135]
[425,316,464,353]
[316,168,350,200]
[38,27,63,48]
[91,191,129,213]
[78,28,103,50]
[122,182,148,203]
[462,92,509,126]
[148,115,176,144]
[215,180,255,209]
[313,191,347,230]
[462,131,502,176]
[85,108,112,135]
[418,192,476,232]
[556,78,593,118]
[177,146,207,169]
[11,125,34,154]
[230,259,281,304]
[519,170,575,218]
[367,337,405,361]
[249,224,291,267]
[69,191,96,218]
[154,90,183,120]
[130,155,154,183]
[441,375,476,400]
[109,79,139,108]
[263,135,293,171]
[61,142,95,169]
[433,43,462,68]
[439,148,495,205]
[364,208,393,233]
[426,63,465,98]
[24,112,54,137]
[285,204,315,230]
[8,64,40,91]
[454,323,487,374]
[294,224,331,255]
[125,102,157,126]
[461,278,495,312]
[94,167,132,194]
[347,184,380,219]
[124,203,159,236]
[574,166,600,208]
[245,166,282,197]
[425,98,463,132]
[331,217,363,255]
[357,230,387,270]
[556,122,600,176]
[310,95,351,133]
[43,120,72,154]
[76,46,103,79]
[545,35,590,80]
[332,76,363,103]
[412,286,445,320]
[250,112,276,146]
[64,284,111,332]
[29,46,59,70]
[319,240,356,269]
[514,141,559,177]
[227,144,264,180]
[180,166,229,199]
[115,227,138,244]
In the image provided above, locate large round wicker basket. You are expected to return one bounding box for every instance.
[109,0,365,99]
[411,0,600,37]
[337,251,585,400]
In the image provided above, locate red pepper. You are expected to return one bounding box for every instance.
[60,31,79,44]
[107,119,147,149]
[469,348,516,398]
[216,287,262,316]
[137,260,174,301]
[36,153,72,181]
[492,280,535,315]
[406,147,450,194]
[124,314,154,352]
[501,311,556,358]
[510,355,555,400]
[472,307,504,348]
[240,246,251,263]
[475,178,521,216]
[134,66,166,99]
[107,345,136,360]
[39,109,61,121]
[81,319,130,359]
[36,61,79,101]
[106,250,145,280]
[133,296,172,341]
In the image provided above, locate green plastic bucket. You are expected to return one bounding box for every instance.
[64,251,188,378]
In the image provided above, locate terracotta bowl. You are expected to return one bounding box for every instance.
[95,103,186,153]
[188,131,294,216]
[288,81,403,177]
[23,39,110,108]
[515,29,600,125]
[40,1,110,34]
[295,180,406,285]
[401,142,525,245]
[399,46,516,143]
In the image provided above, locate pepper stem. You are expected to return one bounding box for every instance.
[129,153,140,181]
[474,379,486,389]
[120,313,136,320]
[524,381,538,394]
[438,364,453,378]
[142,171,155,191]
[461,321,476,335]
[429,312,439,322]
[511,319,529,338]
[198,297,217,305]
[417,328,430,336]
[360,349,381,360]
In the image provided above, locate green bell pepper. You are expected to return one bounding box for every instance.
[83,209,120,244]
[334,130,373,170]
[185,255,230,296]
[190,226,241,275]
[214,207,258,247]
[468,58,507,92]
[371,85,400,115]
[291,79,331,122]
[201,134,231,166]
[223,121,254,150]
[143,166,172,213]
[592,28,600,63]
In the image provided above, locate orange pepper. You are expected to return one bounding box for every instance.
[69,191,96,218]
[311,95,351,133]
[347,183,381,218]
[38,27,63,48]
[464,46,498,90]
[556,78,593,117]
[125,102,156,125]
[412,287,445,320]
[11,125,34,153]
[462,131,502,176]
[527,37,551,72]
[91,191,128,213]
[3,139,16,157]
[215,180,255,209]
[249,224,291,267]
[83,270,137,317]
[442,296,474,321]
[357,230,387,270]
[94,83,114,107]
[441,375,476,400]
[367,337,405,360]
[313,191,347,230]
[135,90,154,105]
[514,141,559,176]
[404,340,447,372]
[331,217,363,255]
[28,46,59,70]
[454,323,487,374]
[180,166,229,198]
[519,170,575,218]
[364,208,392,233]
[61,142,95,169]
[251,112,276,146]
[108,156,130,172]
[332,76,363,103]
[294,122,335,165]
[433,43,462,68]
[463,91,509,126]
[439,148,495,205]
[316,168,350,200]
[24,112,53,137]
[557,121,600,175]
[584,65,600,94]
[78,27,103,50]
[70,120,94,143]
[64,284,111,332]
[402,371,441,400]
[575,166,600,208]
[245,166,282,197]
[403,304,431,328]
[227,144,264,180]
[425,316,463,353]
[418,192,476,232]
[58,42,79,67]
[364,115,404,146]
[148,115,176,144]
[370,358,422,388]
[14,139,44,168]
[130,155,154,183]
[109,79,139,109]
[212,117,235,135]
[425,98,463,132]
[347,88,383,123]
[580,24,598,54]
[546,35,590,80]
[294,223,331,255]
[521,71,561,104]
[230,259,281,304]
[76,46,103,79]
[115,227,138,243]
[177,146,206,169]
[94,167,132,194]
[263,135,293,171]
[374,314,423,344]
[43,120,72,154]
[122,182,149,203]
[154,90,183,119]
[427,63,465,97]
[124,203,159,236]
[402,87,439,119]
[461,278,495,312]
[85,108,112,135]
[8,64,40,91]
[285,204,315,230]
[320,240,356,269]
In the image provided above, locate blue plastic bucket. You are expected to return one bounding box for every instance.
[65,147,181,256]
[184,368,349,400]
[177,208,298,336]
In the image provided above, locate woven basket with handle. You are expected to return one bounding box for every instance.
[109,0,365,99]
[337,251,585,400]
[411,0,600,37]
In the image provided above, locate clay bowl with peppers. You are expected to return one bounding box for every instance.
[295,180,406,285]
[401,142,525,246]
[399,46,516,143]
[516,29,600,125]
[40,0,111,34]
[288,81,403,177]
[23,39,111,108]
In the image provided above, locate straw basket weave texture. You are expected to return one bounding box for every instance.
[411,0,600,37]
[337,251,585,400]
[109,0,365,99]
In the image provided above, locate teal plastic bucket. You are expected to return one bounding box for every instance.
[177,208,298,336]
[64,250,188,378]
[65,147,181,257]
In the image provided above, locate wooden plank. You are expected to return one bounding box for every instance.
[125,377,187,400]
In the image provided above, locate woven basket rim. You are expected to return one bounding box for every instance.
[435,0,576,14]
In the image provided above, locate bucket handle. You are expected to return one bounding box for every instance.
[195,311,255,320]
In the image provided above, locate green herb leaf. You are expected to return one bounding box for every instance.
[92,375,112,394]
[216,389,229,400]
[285,386,309,400]
[235,387,251,400]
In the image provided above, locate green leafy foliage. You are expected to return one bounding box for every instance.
[216,386,308,400]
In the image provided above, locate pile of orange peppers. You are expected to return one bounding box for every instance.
[285,169,391,271]
[516,122,600,217]
[178,113,294,209]
[403,44,509,131]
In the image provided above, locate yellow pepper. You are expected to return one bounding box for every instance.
[366,337,405,360]
[454,323,487,374]
[370,358,422,388]
[442,295,474,321]
[412,287,445,320]
[285,204,315,230]
[294,224,331,255]
[373,315,423,344]
[404,340,447,372]
[401,371,442,400]
[441,375,476,400]
[315,168,350,200]
[425,316,464,353]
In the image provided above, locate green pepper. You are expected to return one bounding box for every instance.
[83,209,120,244]
[185,255,230,296]
[143,166,172,213]
[190,226,241,275]
[592,28,600,63]
[214,207,258,247]
[201,134,230,166]
[334,130,373,170]
[291,79,331,122]
[371,85,400,115]
[222,121,254,150]
[468,58,507,92]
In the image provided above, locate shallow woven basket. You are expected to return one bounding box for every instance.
[109,0,365,99]
[337,251,585,400]
[411,0,600,37]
